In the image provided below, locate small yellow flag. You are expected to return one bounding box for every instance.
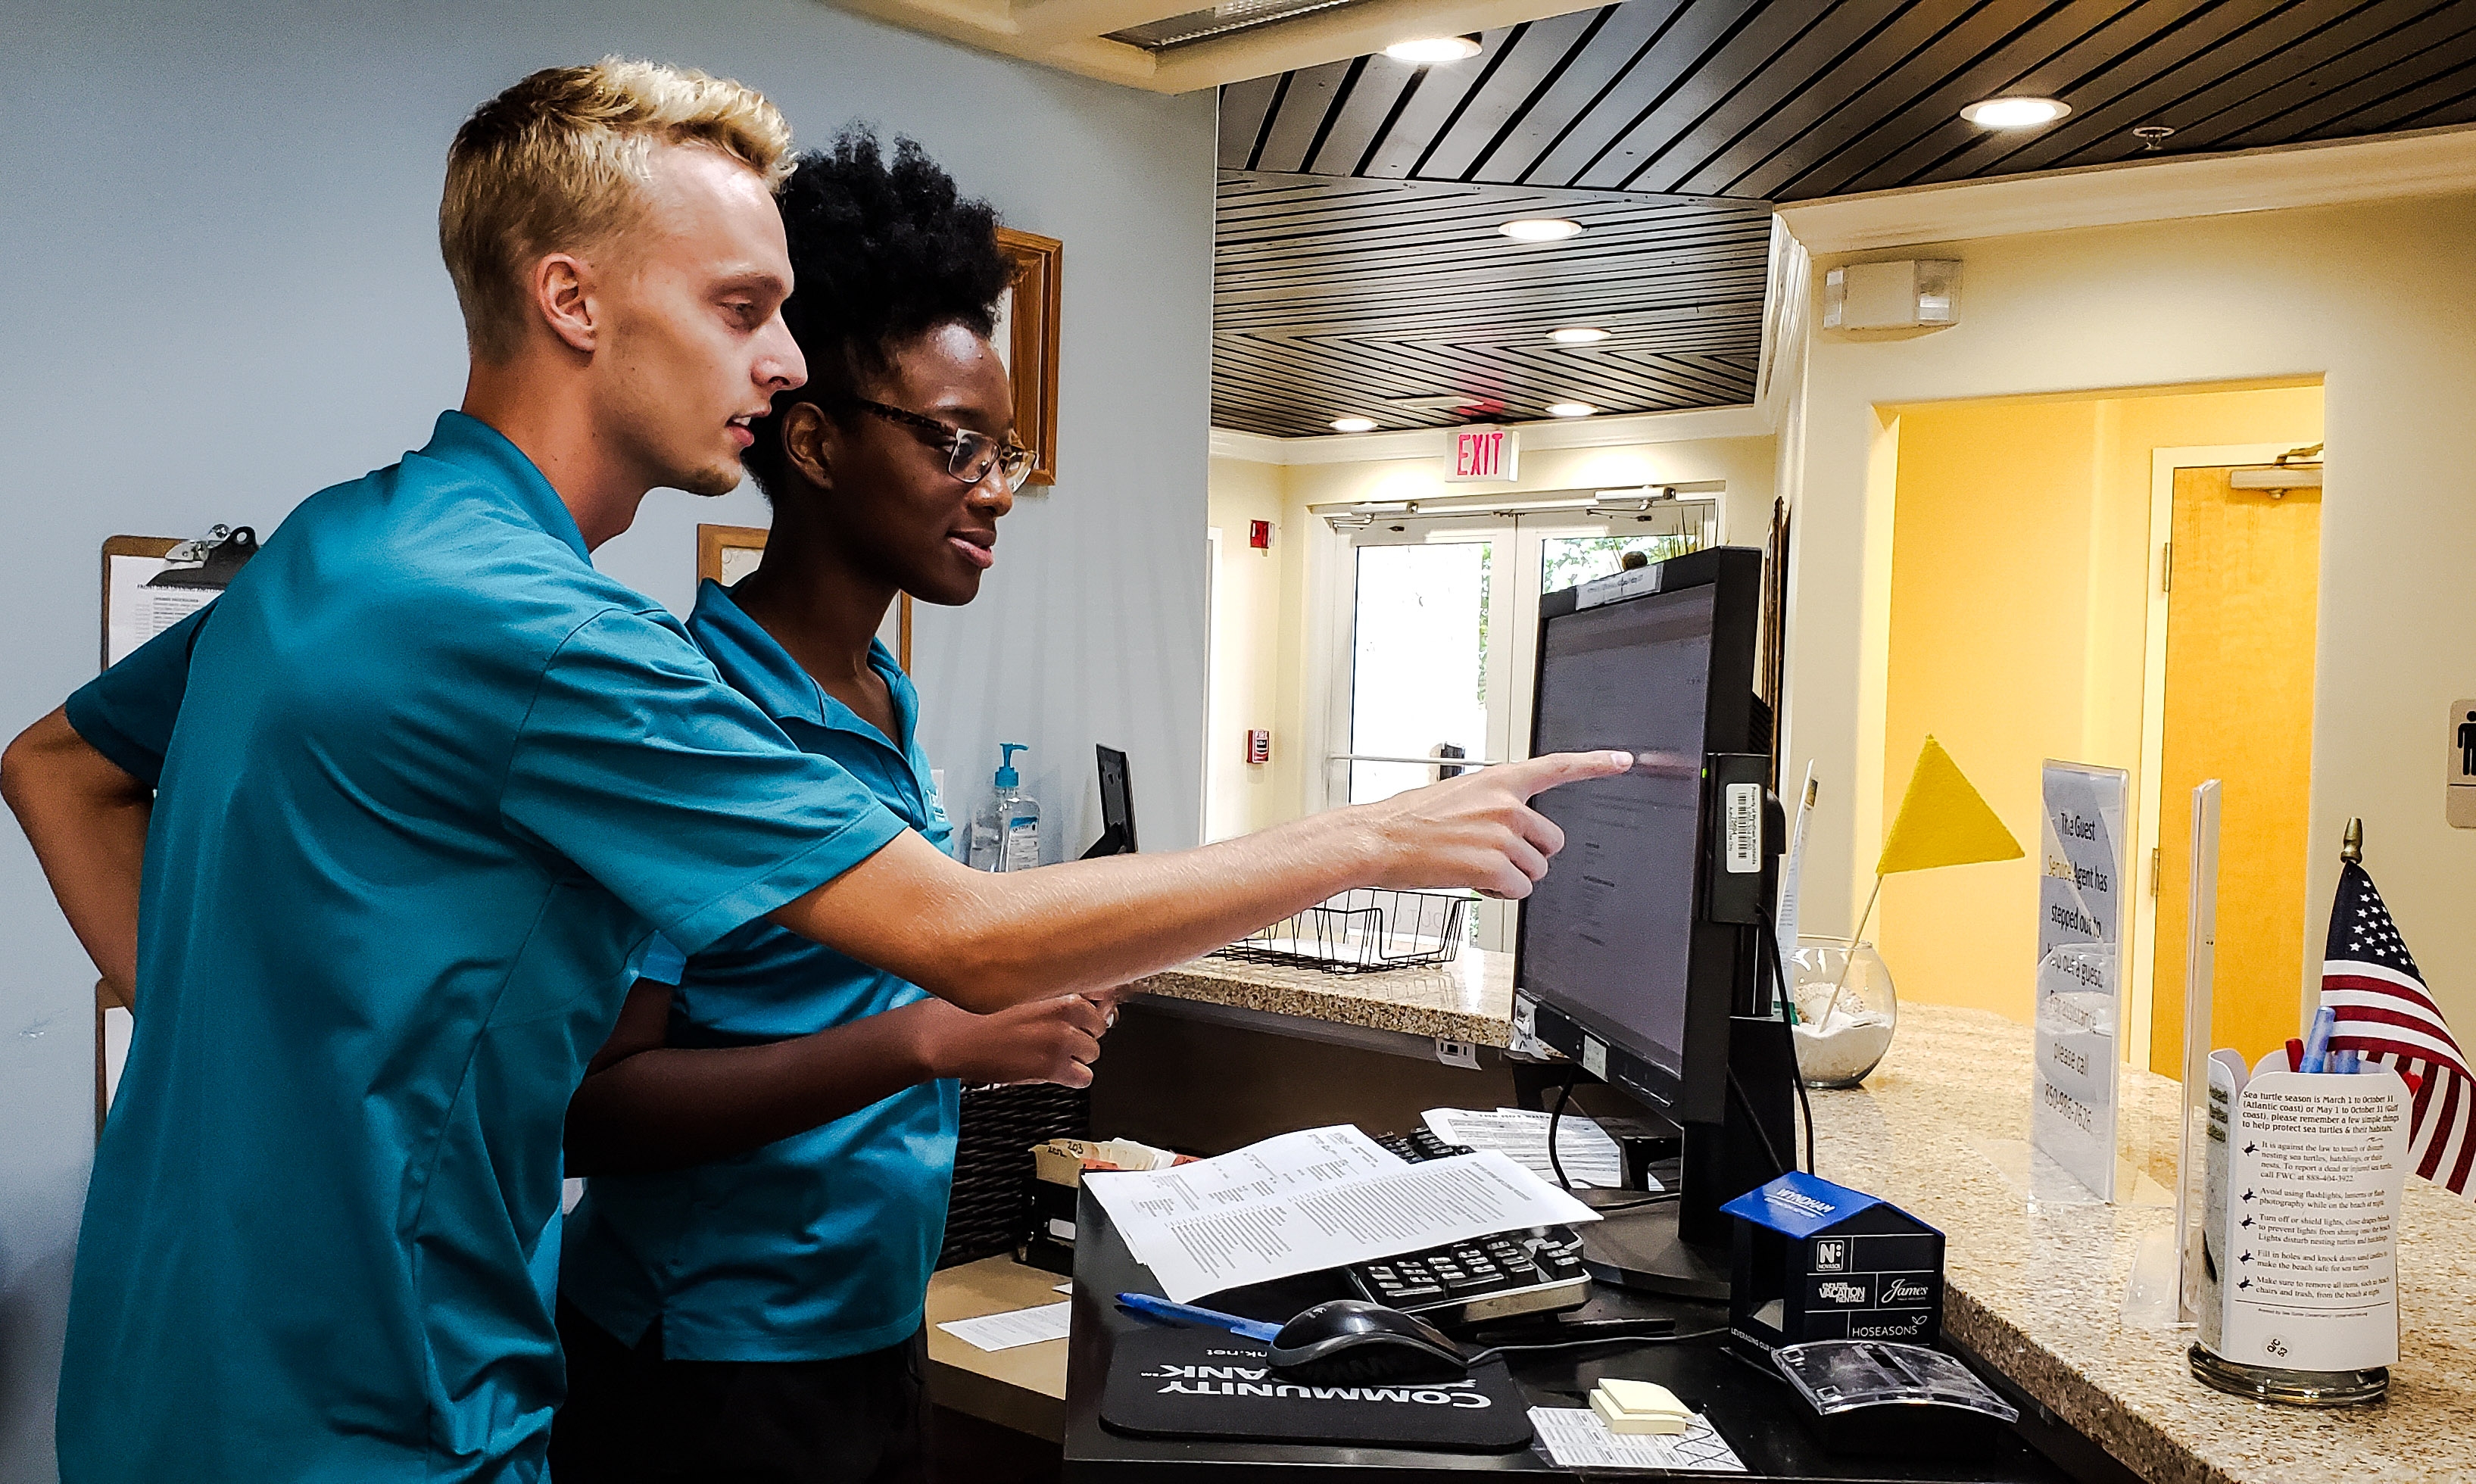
[1876,736,2022,877]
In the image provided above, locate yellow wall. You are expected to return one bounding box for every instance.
[1876,385,2322,1024]
[1784,190,2465,1048]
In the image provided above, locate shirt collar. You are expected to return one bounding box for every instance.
[686,579,913,753]
[415,410,591,562]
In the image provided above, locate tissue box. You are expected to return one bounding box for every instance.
[1019,1136,1187,1274]
[1721,1172,1943,1355]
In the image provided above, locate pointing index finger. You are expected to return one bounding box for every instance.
[1498,750,1634,798]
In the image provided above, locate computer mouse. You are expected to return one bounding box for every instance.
[1267,1299,1473,1384]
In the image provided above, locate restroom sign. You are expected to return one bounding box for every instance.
[2449,697,2476,828]
[1447,426,1519,482]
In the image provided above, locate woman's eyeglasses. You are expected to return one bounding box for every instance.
[842,398,1032,494]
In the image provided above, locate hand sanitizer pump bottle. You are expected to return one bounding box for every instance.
[969,744,1041,871]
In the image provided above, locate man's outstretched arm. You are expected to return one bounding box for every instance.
[771,749,1632,1014]
[2,708,151,1006]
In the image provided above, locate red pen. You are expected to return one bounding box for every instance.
[2285,1037,2306,1071]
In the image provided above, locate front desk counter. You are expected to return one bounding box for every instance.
[1077,952,2476,1484]
[1062,1187,2073,1484]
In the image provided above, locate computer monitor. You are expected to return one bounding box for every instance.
[1081,745,1138,859]
[1512,545,1793,1298]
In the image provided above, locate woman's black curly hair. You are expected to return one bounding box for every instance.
[744,127,1013,496]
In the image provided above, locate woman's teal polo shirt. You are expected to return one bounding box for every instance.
[561,578,962,1362]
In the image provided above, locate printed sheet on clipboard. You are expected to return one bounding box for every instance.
[93,528,255,1127]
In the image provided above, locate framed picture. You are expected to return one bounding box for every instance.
[697,522,769,588]
[993,226,1062,487]
[697,522,912,670]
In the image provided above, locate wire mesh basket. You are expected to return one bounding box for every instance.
[937,1081,1088,1270]
[1210,887,1473,974]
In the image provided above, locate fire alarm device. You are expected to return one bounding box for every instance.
[1246,729,1271,765]
[1248,520,1273,550]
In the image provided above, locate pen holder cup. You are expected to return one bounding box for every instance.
[1788,939,1897,1089]
[2190,1063,2408,1406]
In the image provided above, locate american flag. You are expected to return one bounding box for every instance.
[2322,861,2474,1197]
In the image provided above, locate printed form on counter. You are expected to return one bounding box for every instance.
[1081,1125,1598,1304]
[1527,1406,1745,1472]
[1422,1107,1634,1189]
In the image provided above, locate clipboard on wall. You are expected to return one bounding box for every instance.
[94,525,257,1129]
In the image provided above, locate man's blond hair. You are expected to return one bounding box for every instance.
[441,58,794,362]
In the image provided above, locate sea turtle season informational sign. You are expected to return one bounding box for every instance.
[2035,761,2130,1200]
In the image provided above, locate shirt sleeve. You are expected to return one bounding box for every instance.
[499,608,909,956]
[63,603,213,789]
[635,934,688,987]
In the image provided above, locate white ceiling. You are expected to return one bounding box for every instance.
[825,0,1601,92]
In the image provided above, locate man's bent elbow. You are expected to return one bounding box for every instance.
[1,717,58,823]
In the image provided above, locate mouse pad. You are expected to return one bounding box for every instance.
[1099,1327,1532,1452]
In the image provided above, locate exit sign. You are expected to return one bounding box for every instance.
[1447,426,1519,482]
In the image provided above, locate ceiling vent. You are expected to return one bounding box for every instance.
[1106,0,1371,50]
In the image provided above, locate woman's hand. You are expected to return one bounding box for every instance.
[913,990,1119,1087]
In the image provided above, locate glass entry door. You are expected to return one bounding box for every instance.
[1328,499,1716,948]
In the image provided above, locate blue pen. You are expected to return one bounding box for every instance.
[1115,1292,1283,1342]
[2299,1005,2337,1074]
[2334,1049,2361,1074]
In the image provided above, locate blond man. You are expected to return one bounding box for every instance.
[4,61,1620,1482]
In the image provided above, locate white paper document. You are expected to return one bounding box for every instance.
[106,554,217,667]
[1082,1124,1598,1303]
[1527,1405,1746,1472]
[937,1301,1073,1352]
[1422,1106,1636,1190]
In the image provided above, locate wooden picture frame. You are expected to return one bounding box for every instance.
[696,522,912,671]
[697,522,771,589]
[994,226,1062,487]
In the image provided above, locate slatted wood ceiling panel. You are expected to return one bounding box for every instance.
[1215,172,1769,436]
[1223,0,2476,197]
[1213,0,2476,433]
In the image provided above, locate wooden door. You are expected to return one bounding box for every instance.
[2148,467,2321,1074]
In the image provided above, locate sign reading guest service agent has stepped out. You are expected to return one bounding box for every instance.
[2035,762,2131,1201]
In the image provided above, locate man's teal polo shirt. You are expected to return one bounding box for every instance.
[562,579,959,1363]
[57,413,907,1483]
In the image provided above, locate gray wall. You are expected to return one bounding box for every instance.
[0,2,1213,1474]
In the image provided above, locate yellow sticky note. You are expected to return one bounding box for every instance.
[1597,1379,1686,1415]
[1591,1389,1688,1435]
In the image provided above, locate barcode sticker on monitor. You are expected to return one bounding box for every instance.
[1582,1037,1608,1079]
[1724,782,1760,874]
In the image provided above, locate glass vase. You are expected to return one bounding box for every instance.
[1788,937,1898,1089]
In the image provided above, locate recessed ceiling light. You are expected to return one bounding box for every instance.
[1547,326,1611,344]
[1959,96,2070,129]
[1383,35,1481,64]
[1499,217,1583,243]
[1330,416,1377,433]
[1546,402,1595,418]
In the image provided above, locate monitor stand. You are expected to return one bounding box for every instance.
[1573,1015,1798,1302]
[1579,1198,1730,1300]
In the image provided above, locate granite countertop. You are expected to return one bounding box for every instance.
[1130,946,1516,1048]
[1816,1002,2474,1484]
[1126,962,2469,1482]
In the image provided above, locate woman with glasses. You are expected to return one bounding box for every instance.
[549,130,1091,1484]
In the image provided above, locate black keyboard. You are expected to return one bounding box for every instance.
[1349,1130,1592,1327]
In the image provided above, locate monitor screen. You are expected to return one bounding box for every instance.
[1518,584,1717,1079]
